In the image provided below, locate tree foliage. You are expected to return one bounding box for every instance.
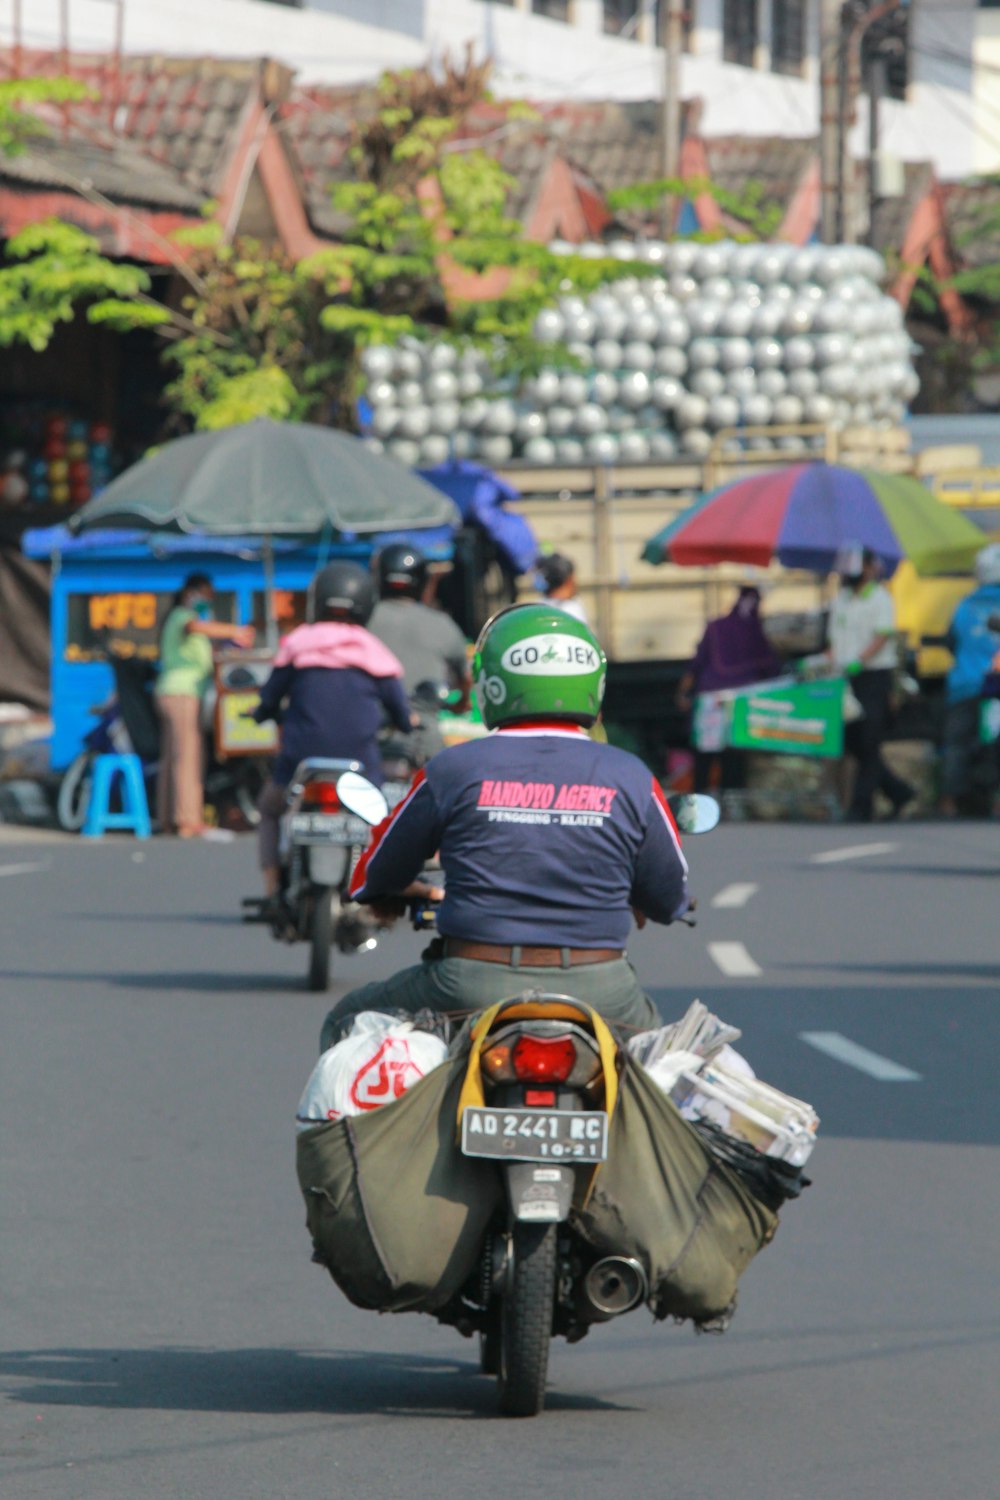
[0,219,168,351]
[607,175,785,242]
[0,76,90,157]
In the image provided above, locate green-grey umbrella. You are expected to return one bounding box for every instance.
[69,420,460,536]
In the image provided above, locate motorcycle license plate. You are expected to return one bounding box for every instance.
[289,812,371,844]
[461,1107,608,1163]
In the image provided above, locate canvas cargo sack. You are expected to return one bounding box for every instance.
[296,1044,778,1322]
[572,1057,778,1321]
[296,1054,502,1313]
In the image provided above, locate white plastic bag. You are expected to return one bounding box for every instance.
[295,1011,447,1132]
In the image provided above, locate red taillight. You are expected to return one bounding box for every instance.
[511,1034,577,1084]
[525,1088,557,1107]
[302,781,341,811]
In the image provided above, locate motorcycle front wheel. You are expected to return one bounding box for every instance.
[307,885,334,992]
[57,753,93,832]
[497,1222,556,1418]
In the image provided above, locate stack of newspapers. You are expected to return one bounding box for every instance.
[628,1002,819,1168]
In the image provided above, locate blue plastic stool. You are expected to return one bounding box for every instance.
[81,753,152,839]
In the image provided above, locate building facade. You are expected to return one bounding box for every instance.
[5,0,990,179]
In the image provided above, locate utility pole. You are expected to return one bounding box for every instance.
[831,0,903,245]
[866,53,886,248]
[819,0,843,244]
[658,0,684,238]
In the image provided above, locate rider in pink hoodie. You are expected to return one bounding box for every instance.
[252,562,412,899]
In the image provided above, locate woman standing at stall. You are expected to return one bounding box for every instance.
[155,572,254,837]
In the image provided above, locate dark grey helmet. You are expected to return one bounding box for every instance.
[375,543,429,600]
[308,562,375,625]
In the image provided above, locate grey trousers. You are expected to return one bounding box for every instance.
[319,950,659,1052]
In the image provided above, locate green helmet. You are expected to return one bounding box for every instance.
[473,604,606,729]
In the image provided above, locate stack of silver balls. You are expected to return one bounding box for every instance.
[362,240,919,468]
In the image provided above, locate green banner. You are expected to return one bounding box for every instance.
[729,678,845,758]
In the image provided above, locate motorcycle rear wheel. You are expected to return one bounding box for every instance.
[497,1222,556,1417]
[307,885,334,992]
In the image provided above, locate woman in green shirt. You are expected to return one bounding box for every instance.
[155,573,254,836]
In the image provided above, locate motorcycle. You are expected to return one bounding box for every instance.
[242,760,390,992]
[298,794,749,1419]
[379,680,464,809]
[57,681,267,833]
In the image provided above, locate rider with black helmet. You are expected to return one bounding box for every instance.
[368,543,471,709]
[252,561,412,901]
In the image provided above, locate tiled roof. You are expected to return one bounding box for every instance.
[0,49,260,200]
[0,129,203,212]
[940,178,1000,271]
[703,135,816,213]
[275,86,356,236]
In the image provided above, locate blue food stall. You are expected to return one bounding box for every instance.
[23,524,456,770]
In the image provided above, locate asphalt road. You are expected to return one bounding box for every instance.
[1,819,998,1500]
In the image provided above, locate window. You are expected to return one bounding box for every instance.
[604,0,640,37]
[722,0,758,68]
[771,0,804,75]
[533,0,570,19]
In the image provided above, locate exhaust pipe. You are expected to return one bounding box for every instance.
[582,1256,648,1319]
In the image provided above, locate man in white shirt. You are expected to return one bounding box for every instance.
[828,544,915,822]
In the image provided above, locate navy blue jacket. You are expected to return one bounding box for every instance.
[255,664,411,786]
[350,724,690,948]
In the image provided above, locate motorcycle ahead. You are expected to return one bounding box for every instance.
[243,760,389,992]
[57,688,267,833]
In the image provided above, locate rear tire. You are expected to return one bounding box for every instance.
[307,885,333,992]
[497,1222,556,1417]
[57,753,93,832]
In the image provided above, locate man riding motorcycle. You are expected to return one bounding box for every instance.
[252,561,412,907]
[368,543,471,767]
[319,604,691,1050]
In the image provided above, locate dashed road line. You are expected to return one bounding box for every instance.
[711,882,758,909]
[810,842,897,865]
[799,1031,922,1081]
[0,861,48,878]
[708,941,763,978]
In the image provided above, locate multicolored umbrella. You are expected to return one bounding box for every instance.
[642,464,986,576]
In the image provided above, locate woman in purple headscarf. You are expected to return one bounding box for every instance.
[675,586,782,792]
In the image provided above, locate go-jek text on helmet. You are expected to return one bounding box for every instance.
[375,543,429,600]
[308,562,375,625]
[472,603,606,729]
[974,542,1000,587]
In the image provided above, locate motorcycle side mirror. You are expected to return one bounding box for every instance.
[336,771,389,827]
[667,793,721,835]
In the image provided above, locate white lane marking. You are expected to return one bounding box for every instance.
[708,941,762,977]
[799,1031,922,1081]
[711,882,758,909]
[810,842,897,865]
[0,861,48,877]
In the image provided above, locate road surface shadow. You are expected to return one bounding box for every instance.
[2,969,305,994]
[0,1347,628,1418]
[69,912,241,926]
[846,864,999,880]
[775,960,1000,981]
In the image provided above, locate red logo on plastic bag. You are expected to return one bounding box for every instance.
[349,1037,425,1111]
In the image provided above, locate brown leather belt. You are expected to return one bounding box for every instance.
[443,938,621,968]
